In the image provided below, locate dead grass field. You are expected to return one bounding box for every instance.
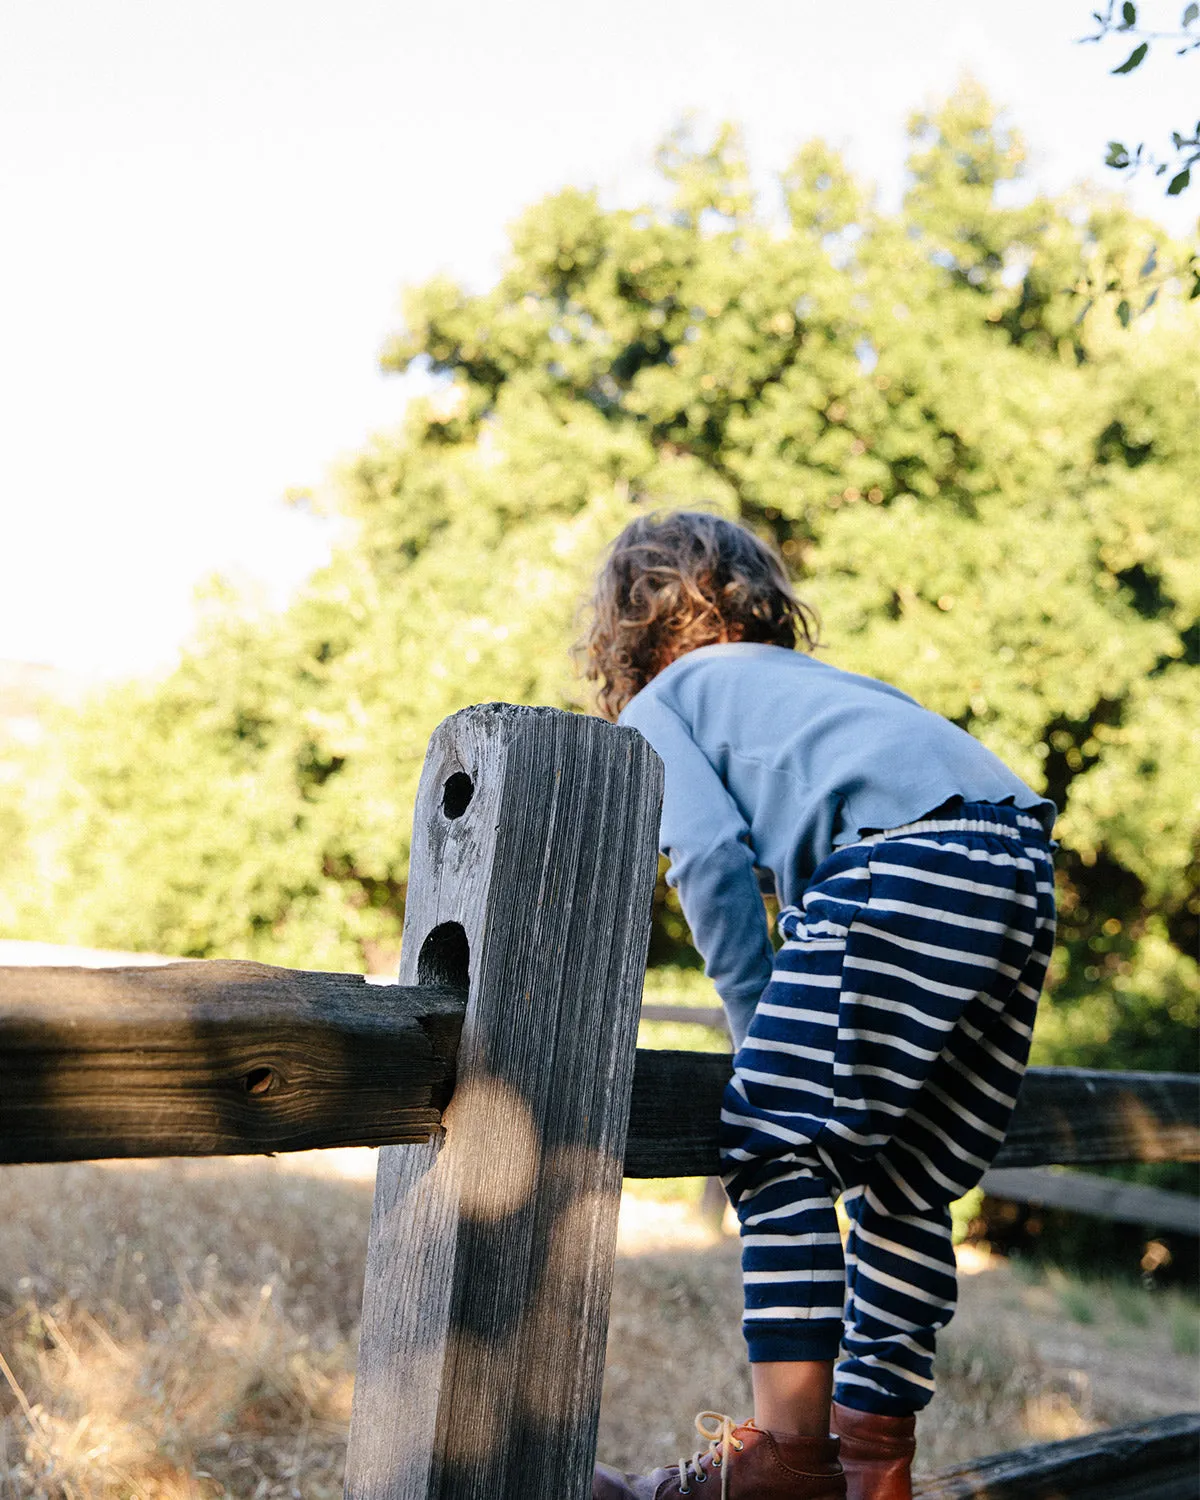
[1,1154,1196,1499]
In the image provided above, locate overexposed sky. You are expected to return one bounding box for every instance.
[2,0,1196,679]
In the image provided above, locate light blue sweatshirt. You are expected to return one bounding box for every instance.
[618,643,1056,1046]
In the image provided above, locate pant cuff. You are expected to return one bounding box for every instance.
[833,1382,925,1417]
[745,1318,842,1364]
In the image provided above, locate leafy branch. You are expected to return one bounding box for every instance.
[1072,238,1200,336]
[1081,2,1200,193]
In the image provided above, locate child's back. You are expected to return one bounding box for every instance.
[619,641,1055,1046]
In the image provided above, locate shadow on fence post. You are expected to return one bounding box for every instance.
[344,705,662,1500]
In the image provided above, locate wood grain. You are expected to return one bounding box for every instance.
[344,705,662,1500]
[0,961,464,1162]
[913,1411,1200,1499]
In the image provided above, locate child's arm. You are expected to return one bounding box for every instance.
[621,694,774,1046]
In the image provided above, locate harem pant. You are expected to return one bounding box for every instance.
[720,803,1056,1415]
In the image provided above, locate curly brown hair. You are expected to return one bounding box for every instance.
[577,511,819,720]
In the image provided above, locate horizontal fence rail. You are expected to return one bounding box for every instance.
[622,1051,1200,1178]
[639,1002,731,1030]
[913,1411,1200,1500]
[0,960,465,1161]
[981,1166,1200,1236]
[2,965,1198,1176]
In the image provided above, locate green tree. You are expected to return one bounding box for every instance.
[4,84,1197,1072]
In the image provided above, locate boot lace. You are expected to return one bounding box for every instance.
[676,1411,745,1498]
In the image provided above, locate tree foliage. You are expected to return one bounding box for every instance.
[1084,0,1200,194]
[3,84,1197,1071]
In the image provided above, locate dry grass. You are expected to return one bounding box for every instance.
[0,1158,366,1499]
[1,1156,1196,1497]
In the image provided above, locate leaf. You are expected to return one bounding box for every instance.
[1167,166,1191,194]
[1117,298,1132,327]
[1112,41,1149,71]
[1105,141,1132,168]
[1140,246,1158,278]
[1143,287,1160,312]
[1122,1,1137,23]
[1184,2,1198,25]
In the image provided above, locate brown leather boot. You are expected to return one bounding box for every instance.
[829,1402,916,1500]
[593,1411,845,1499]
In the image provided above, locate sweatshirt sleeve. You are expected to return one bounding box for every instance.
[620,691,774,1046]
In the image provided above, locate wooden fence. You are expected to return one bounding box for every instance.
[1,705,1197,1499]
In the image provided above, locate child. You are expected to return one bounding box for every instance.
[582,512,1057,1500]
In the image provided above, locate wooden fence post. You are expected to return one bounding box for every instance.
[344,704,662,1500]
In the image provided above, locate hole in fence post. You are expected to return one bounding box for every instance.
[442,771,474,819]
[418,921,470,992]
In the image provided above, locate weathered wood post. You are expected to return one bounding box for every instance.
[344,704,662,1500]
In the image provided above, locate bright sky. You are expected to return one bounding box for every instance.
[2,0,1196,680]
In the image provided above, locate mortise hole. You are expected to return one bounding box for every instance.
[244,1066,276,1096]
[418,921,470,992]
[441,771,474,820]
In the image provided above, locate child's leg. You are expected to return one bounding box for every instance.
[726,1158,847,1372]
[834,814,1056,1414]
[727,1155,844,1435]
[752,1360,835,1437]
[838,1189,954,1414]
[722,846,872,1436]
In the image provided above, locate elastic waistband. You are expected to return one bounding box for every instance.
[858,800,1051,846]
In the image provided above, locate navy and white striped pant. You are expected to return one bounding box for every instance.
[720,803,1056,1415]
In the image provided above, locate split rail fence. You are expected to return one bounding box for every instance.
[1,705,1197,1499]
